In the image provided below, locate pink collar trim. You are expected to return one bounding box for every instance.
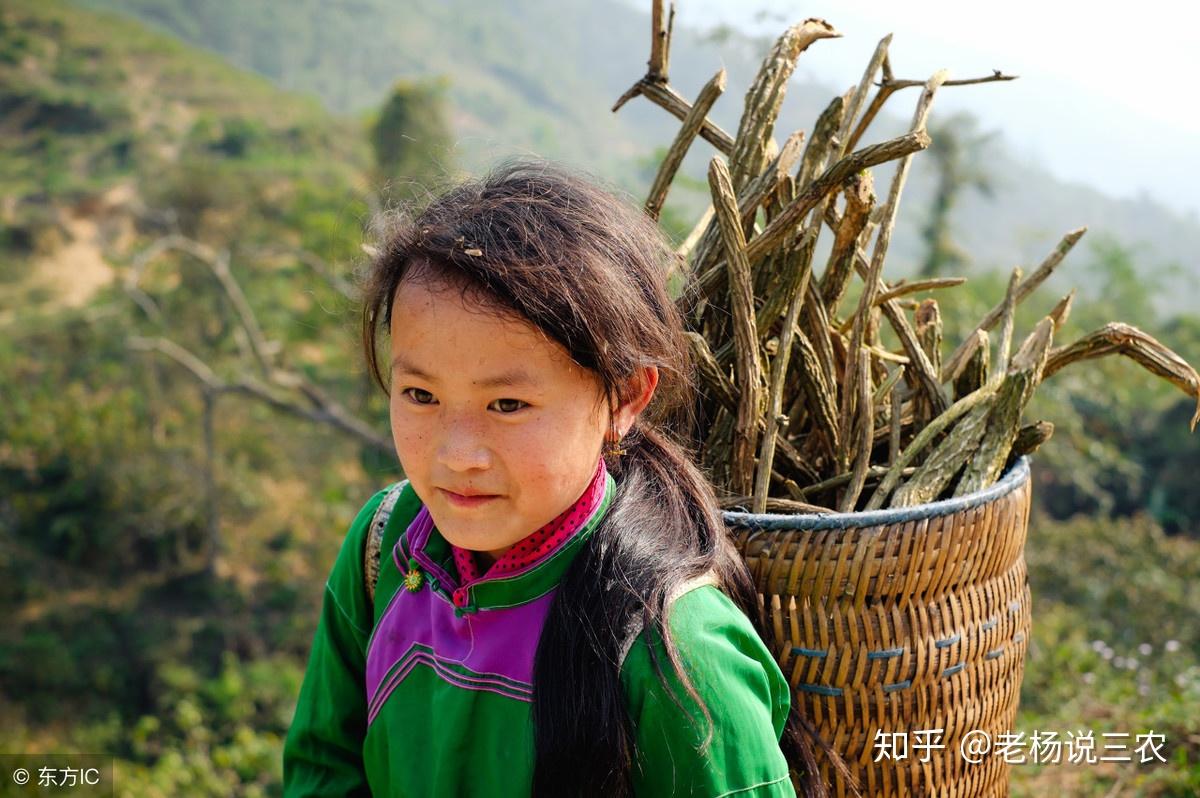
[450,456,608,584]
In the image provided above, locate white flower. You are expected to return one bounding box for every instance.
[1165,640,1182,653]
[1139,643,1153,656]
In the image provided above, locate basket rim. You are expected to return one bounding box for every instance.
[722,455,1031,531]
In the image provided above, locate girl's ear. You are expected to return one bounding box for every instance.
[613,365,659,437]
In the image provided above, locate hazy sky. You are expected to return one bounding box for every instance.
[628,0,1200,218]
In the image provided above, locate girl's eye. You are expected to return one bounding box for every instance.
[491,398,528,414]
[401,389,526,414]
[402,387,436,405]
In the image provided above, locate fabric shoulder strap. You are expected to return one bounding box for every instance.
[616,569,722,670]
[363,478,411,606]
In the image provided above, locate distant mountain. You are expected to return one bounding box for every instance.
[71,0,1200,314]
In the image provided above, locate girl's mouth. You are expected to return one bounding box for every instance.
[439,489,500,508]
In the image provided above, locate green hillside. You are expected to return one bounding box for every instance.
[1,0,370,305]
[73,0,1200,316]
[1,3,389,791]
[71,0,675,194]
[0,0,364,188]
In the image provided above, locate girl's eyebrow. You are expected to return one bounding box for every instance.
[390,353,539,388]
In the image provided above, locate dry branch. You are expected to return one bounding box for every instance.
[126,234,277,377]
[753,233,817,511]
[865,382,997,510]
[846,67,1016,152]
[746,129,930,265]
[645,68,726,221]
[820,170,874,315]
[614,78,734,153]
[876,277,965,307]
[719,495,833,513]
[709,157,764,494]
[824,224,949,418]
[891,396,994,507]
[729,18,841,191]
[620,14,1197,513]
[1012,421,1054,458]
[838,350,874,510]
[941,227,1086,381]
[1043,323,1200,431]
[953,330,990,399]
[796,94,848,195]
[836,34,892,159]
[994,266,1023,379]
[693,129,930,302]
[957,316,1055,494]
[647,0,674,81]
[687,130,807,296]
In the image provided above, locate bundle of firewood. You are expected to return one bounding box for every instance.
[614,2,1200,513]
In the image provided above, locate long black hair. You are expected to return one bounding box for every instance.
[361,158,838,796]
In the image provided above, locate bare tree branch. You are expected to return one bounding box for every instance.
[125,234,277,377]
[645,68,726,221]
[941,227,1086,381]
[613,79,734,154]
[127,336,394,452]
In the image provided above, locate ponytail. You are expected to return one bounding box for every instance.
[531,421,837,797]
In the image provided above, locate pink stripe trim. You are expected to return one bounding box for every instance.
[368,648,533,724]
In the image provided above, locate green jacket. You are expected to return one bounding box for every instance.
[282,478,796,796]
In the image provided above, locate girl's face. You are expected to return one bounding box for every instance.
[388,275,655,564]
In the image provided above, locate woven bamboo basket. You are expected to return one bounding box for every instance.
[724,456,1034,798]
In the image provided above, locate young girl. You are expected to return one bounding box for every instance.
[282,160,830,796]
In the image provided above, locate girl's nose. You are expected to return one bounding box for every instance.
[435,419,493,472]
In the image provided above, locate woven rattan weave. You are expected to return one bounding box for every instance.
[725,456,1033,797]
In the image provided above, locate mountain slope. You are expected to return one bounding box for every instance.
[1,0,371,309]
[72,0,1200,315]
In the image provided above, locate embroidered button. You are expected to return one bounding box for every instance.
[403,557,424,592]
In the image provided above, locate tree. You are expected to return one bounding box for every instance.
[919,112,997,278]
[369,77,454,206]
